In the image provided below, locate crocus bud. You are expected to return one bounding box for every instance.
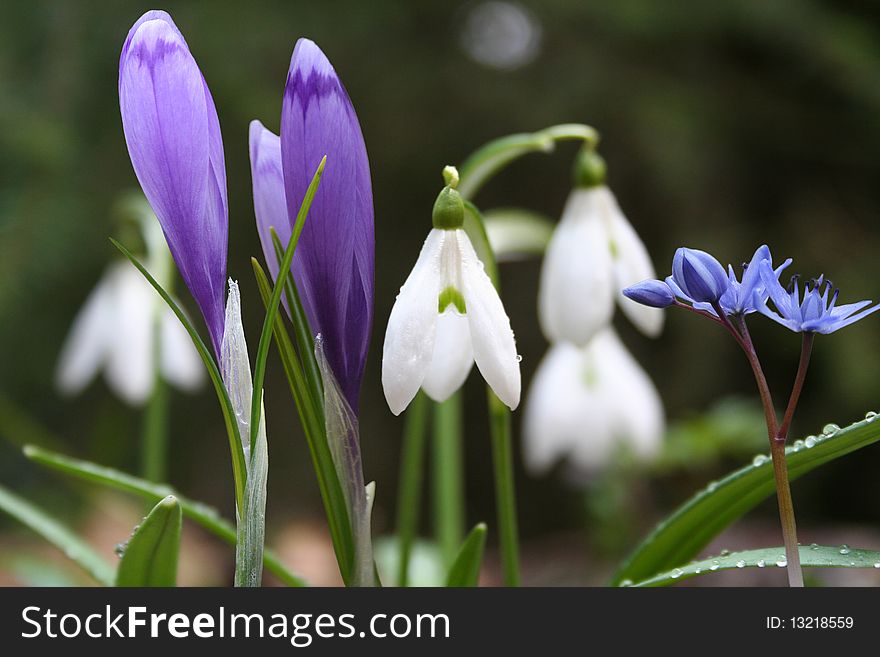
[623,280,675,308]
[671,247,729,304]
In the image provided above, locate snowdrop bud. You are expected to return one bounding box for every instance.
[432,185,464,230]
[623,280,675,308]
[573,146,606,188]
[671,247,729,304]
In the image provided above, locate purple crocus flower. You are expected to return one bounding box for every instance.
[665,245,792,316]
[251,39,374,413]
[119,11,227,354]
[757,264,880,334]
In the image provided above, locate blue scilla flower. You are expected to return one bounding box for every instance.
[666,245,791,316]
[667,247,729,304]
[757,263,880,334]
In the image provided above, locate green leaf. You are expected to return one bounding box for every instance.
[235,395,269,587]
[462,201,499,286]
[628,545,880,587]
[111,240,247,516]
[446,523,487,587]
[457,123,598,200]
[116,495,181,587]
[249,157,325,457]
[252,261,355,583]
[483,208,555,262]
[612,415,880,586]
[22,445,307,587]
[269,228,324,418]
[0,483,114,585]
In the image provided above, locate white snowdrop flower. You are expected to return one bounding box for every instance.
[538,148,663,345]
[382,169,521,415]
[55,261,204,405]
[523,328,664,479]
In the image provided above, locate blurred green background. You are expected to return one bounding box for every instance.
[1,0,879,585]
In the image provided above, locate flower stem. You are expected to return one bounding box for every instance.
[395,391,429,586]
[140,375,169,483]
[489,390,521,586]
[433,392,465,568]
[730,315,805,587]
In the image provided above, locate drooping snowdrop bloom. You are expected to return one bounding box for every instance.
[538,148,663,345]
[119,10,228,354]
[382,171,521,415]
[250,38,374,414]
[756,264,880,334]
[523,328,664,478]
[55,259,204,405]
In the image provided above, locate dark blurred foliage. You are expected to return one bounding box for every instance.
[2,0,880,568]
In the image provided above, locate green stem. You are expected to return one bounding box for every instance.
[731,315,804,587]
[396,391,429,586]
[141,374,169,483]
[433,392,465,568]
[489,391,520,586]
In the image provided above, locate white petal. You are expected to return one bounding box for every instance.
[382,229,444,415]
[538,188,615,346]
[105,264,156,405]
[220,279,254,463]
[159,304,205,391]
[55,266,116,396]
[592,328,665,461]
[523,343,614,475]
[601,187,664,337]
[421,309,474,403]
[458,230,521,410]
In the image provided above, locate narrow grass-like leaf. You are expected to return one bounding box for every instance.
[116,495,181,587]
[249,157,326,457]
[457,123,598,200]
[446,523,487,587]
[270,228,324,416]
[628,545,880,587]
[252,262,355,582]
[0,483,114,585]
[111,240,246,516]
[22,445,306,586]
[613,415,880,586]
[483,208,554,261]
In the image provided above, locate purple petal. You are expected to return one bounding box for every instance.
[671,247,729,304]
[248,121,291,288]
[119,11,227,354]
[622,280,674,308]
[281,38,374,412]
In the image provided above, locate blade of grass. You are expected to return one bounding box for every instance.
[249,157,326,456]
[22,445,306,587]
[252,260,355,582]
[112,240,246,516]
[0,483,114,586]
[446,523,487,587]
[628,545,880,587]
[116,495,182,587]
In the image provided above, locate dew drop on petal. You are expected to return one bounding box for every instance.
[757,559,765,568]
[735,560,746,568]
[822,423,840,437]
[776,557,787,567]
[804,436,817,448]
[839,544,850,555]
[671,568,683,579]
[865,411,878,420]
[752,454,769,467]
[792,439,805,452]
[709,560,720,571]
